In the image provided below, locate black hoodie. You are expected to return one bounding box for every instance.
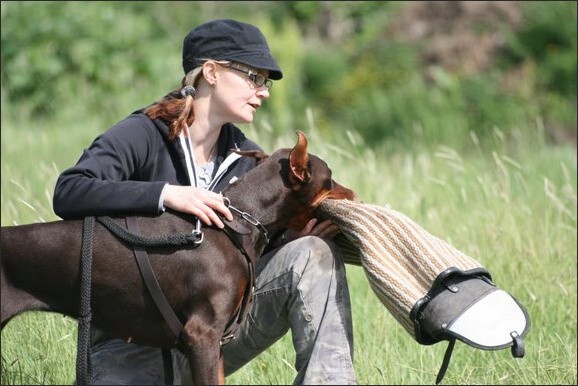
[53,110,262,219]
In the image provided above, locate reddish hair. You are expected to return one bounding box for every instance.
[145,86,195,140]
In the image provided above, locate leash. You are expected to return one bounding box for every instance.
[224,197,270,244]
[76,216,95,386]
[96,216,202,246]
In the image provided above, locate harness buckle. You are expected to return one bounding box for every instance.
[193,218,204,244]
[220,334,236,346]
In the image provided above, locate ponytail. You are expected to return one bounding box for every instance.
[144,67,203,140]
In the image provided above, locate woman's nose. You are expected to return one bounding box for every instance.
[256,87,270,99]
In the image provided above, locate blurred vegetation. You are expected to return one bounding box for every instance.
[1,1,576,152]
[1,3,576,384]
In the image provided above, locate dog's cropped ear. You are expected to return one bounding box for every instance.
[289,130,311,184]
[233,149,269,164]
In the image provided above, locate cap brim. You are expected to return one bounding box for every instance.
[223,51,283,80]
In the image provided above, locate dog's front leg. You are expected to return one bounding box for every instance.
[182,318,221,385]
[218,352,225,385]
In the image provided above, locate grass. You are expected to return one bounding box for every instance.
[1,113,576,384]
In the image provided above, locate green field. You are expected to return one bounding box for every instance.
[1,116,576,384]
[1,1,576,384]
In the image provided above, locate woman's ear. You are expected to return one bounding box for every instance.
[201,61,218,86]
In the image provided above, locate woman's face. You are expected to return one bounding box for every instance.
[212,62,271,124]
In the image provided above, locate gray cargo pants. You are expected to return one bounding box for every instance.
[89,236,356,385]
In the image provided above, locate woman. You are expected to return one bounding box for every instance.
[53,18,356,385]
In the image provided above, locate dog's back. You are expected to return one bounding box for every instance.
[1,219,85,326]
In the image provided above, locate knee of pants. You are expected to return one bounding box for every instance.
[286,236,346,282]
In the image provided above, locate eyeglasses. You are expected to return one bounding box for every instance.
[226,65,273,90]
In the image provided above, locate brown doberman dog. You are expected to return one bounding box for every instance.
[1,131,355,385]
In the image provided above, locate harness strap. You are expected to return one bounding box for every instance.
[125,216,181,385]
[220,223,257,345]
[125,216,184,338]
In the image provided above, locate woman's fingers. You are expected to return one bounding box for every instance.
[299,218,340,239]
[311,220,340,239]
[298,218,319,237]
[162,185,233,228]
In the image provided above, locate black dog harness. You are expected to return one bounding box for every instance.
[76,202,268,385]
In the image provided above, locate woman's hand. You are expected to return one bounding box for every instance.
[285,218,340,242]
[162,185,233,228]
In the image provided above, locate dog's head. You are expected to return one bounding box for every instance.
[284,131,355,229]
[234,131,356,231]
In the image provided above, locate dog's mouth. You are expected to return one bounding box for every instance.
[287,180,356,230]
[312,181,357,207]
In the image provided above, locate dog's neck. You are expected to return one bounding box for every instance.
[220,149,306,249]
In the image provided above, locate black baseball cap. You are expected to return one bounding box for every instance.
[182,19,283,80]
